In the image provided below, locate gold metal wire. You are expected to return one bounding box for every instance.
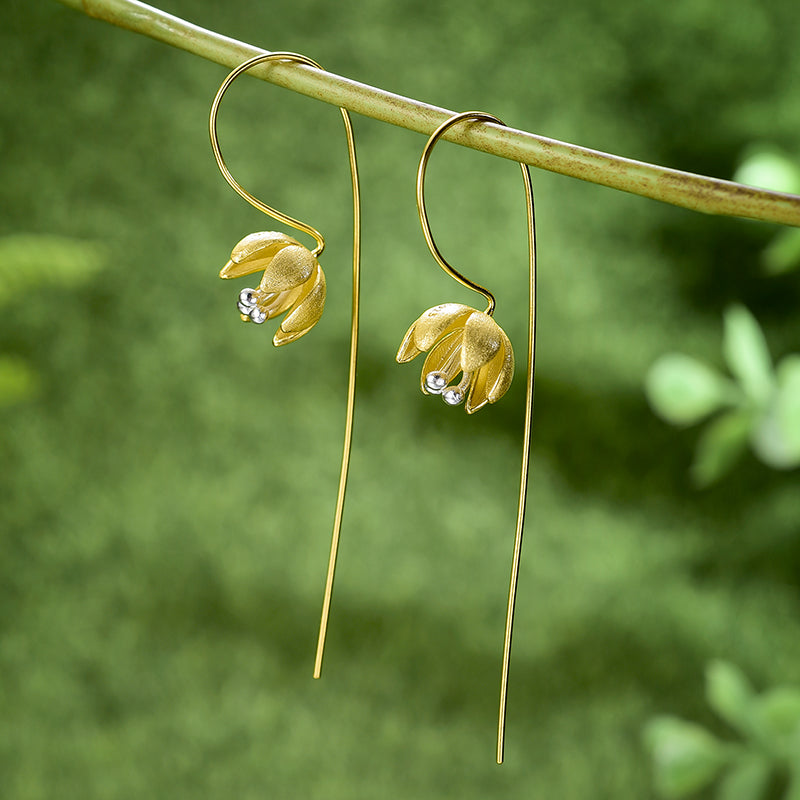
[497,154,536,766]
[417,112,536,764]
[209,52,361,679]
[416,112,504,315]
[209,52,327,257]
[314,91,361,682]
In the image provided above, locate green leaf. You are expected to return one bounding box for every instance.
[0,356,38,408]
[644,716,729,798]
[723,306,775,407]
[751,688,800,759]
[645,353,737,426]
[716,755,772,800]
[751,356,800,469]
[707,662,755,736]
[763,228,800,276]
[691,410,752,488]
[733,147,800,195]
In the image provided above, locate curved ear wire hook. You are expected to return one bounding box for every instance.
[209,51,361,680]
[415,111,537,763]
[416,113,501,315]
[209,52,327,257]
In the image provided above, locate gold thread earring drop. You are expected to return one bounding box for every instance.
[397,111,537,763]
[209,52,361,679]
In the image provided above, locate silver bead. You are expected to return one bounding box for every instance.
[425,372,447,394]
[237,300,251,314]
[239,288,257,306]
[250,308,267,324]
[443,388,464,406]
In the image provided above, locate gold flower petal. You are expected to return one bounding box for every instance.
[465,329,514,413]
[487,328,514,403]
[460,311,503,373]
[220,259,259,280]
[411,303,474,352]
[466,347,503,414]
[274,265,326,343]
[396,324,423,363]
[272,327,314,347]
[231,231,301,263]
[258,244,318,293]
[465,382,488,414]
[420,330,462,394]
[219,231,299,279]
[261,285,303,318]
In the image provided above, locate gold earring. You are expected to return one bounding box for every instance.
[397,112,537,764]
[209,52,361,680]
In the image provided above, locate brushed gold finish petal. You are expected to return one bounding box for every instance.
[396,323,423,363]
[258,244,318,293]
[231,231,301,263]
[223,255,284,277]
[261,285,303,317]
[273,325,316,347]
[465,328,514,413]
[488,328,515,403]
[278,268,326,334]
[465,382,489,414]
[412,303,474,351]
[219,259,246,280]
[420,330,462,394]
[461,311,503,372]
[219,231,299,279]
[265,260,319,315]
[466,346,502,414]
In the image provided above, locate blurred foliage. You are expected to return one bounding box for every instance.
[0,357,38,409]
[645,661,800,800]
[1,0,800,798]
[0,234,105,406]
[646,306,800,485]
[734,148,800,197]
[733,147,800,275]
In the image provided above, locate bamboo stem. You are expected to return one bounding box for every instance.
[57,0,800,228]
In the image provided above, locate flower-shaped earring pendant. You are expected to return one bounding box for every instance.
[396,302,513,413]
[398,111,538,764]
[209,51,363,684]
[220,231,325,346]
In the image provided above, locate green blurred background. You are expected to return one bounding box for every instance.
[2,1,800,797]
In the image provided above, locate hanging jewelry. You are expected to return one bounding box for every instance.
[397,111,537,763]
[209,51,361,679]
